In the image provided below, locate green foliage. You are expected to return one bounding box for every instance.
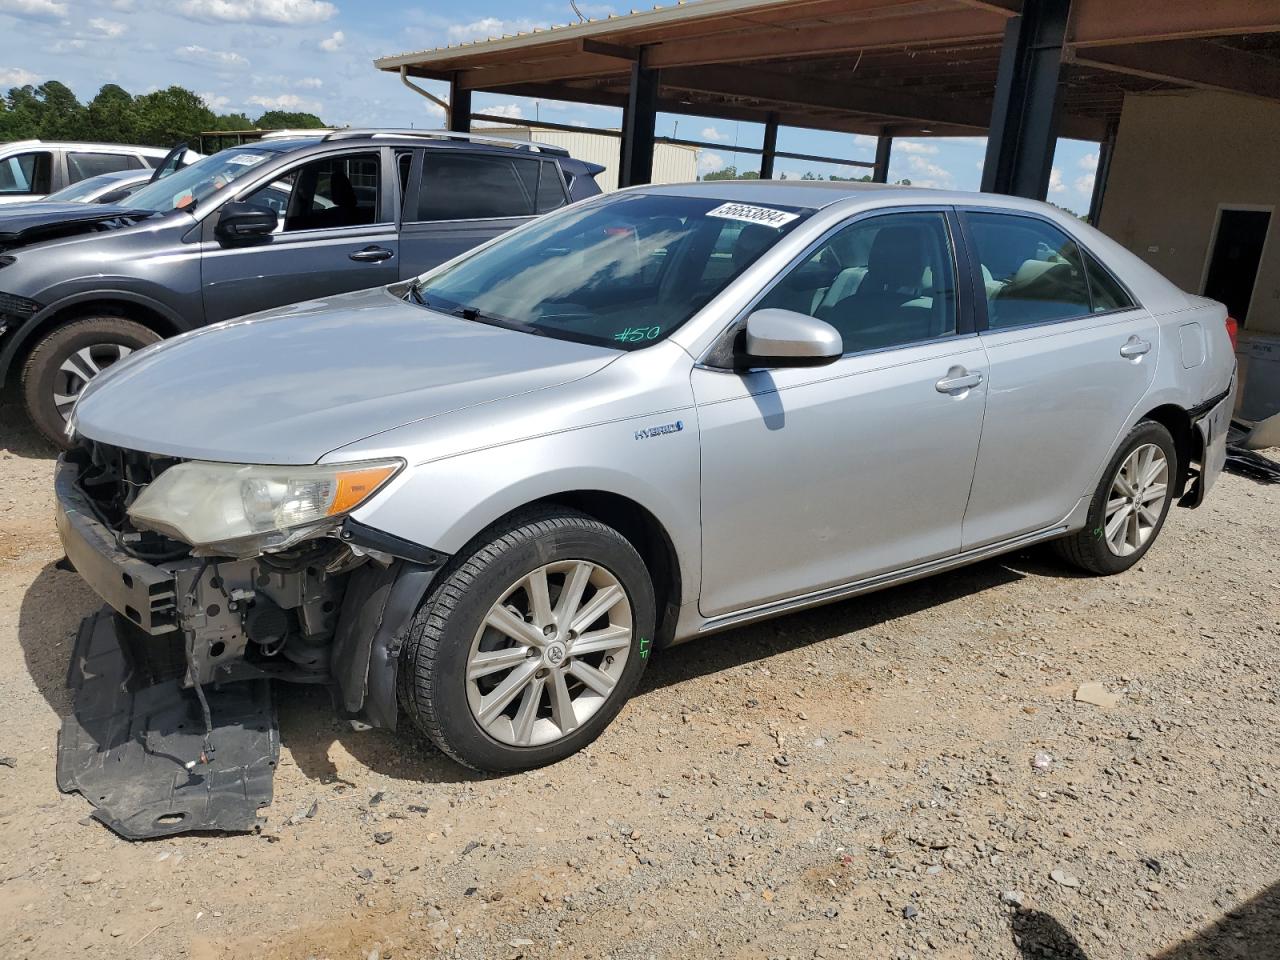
[0,80,327,147]
[701,165,760,181]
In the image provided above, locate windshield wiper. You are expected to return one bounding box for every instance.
[450,304,545,337]
[406,279,427,306]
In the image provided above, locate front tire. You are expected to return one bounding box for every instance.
[20,316,161,448]
[1053,420,1178,575]
[398,509,656,773]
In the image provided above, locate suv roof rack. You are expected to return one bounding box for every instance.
[320,128,570,157]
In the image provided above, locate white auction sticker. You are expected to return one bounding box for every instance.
[225,153,266,166]
[706,202,799,228]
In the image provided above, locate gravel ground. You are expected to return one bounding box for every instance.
[1,391,1278,960]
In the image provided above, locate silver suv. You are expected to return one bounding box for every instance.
[56,181,1235,773]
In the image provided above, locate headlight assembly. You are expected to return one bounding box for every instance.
[127,458,403,556]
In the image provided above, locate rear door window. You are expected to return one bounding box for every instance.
[0,151,53,195]
[415,152,541,221]
[964,212,1092,329]
[67,151,144,183]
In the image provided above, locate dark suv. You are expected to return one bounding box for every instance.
[0,130,603,444]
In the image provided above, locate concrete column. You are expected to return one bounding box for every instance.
[980,0,1072,199]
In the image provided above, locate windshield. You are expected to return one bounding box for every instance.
[414,193,813,349]
[45,175,123,203]
[124,148,280,213]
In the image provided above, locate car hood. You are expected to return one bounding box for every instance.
[72,286,621,464]
[0,202,154,251]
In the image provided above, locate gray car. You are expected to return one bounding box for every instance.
[0,130,601,444]
[56,181,1235,773]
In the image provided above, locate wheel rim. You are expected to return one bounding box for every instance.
[1104,443,1169,557]
[52,343,135,421]
[466,560,633,747]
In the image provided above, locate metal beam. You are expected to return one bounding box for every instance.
[873,135,893,182]
[760,113,779,179]
[1070,0,1280,47]
[448,75,472,133]
[1066,39,1280,103]
[981,0,1070,200]
[1087,121,1117,227]
[619,58,658,187]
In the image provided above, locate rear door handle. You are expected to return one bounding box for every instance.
[350,245,394,263]
[936,367,984,394]
[1120,336,1151,359]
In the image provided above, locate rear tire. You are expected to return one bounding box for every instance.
[1053,420,1178,575]
[398,509,655,773]
[20,316,161,448]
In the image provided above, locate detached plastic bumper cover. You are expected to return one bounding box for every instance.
[57,608,279,840]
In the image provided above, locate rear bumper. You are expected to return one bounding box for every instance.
[1183,378,1236,507]
[54,457,179,634]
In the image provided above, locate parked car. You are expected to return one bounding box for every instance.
[33,168,155,205]
[0,130,604,444]
[0,140,200,205]
[56,181,1236,773]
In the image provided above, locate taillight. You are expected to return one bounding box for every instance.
[1225,316,1239,351]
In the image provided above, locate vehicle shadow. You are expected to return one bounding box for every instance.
[639,549,1080,697]
[0,386,59,460]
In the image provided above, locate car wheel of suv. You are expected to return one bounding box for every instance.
[1053,420,1178,576]
[21,316,161,447]
[398,508,656,773]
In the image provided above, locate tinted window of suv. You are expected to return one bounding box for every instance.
[0,151,52,195]
[416,153,541,221]
[246,152,381,232]
[67,151,143,183]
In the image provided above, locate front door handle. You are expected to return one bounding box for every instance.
[350,245,394,263]
[1120,336,1151,359]
[936,367,984,394]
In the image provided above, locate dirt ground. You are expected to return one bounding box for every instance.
[1,390,1278,960]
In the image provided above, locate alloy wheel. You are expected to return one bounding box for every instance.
[466,560,633,747]
[1103,443,1170,557]
[52,343,135,421]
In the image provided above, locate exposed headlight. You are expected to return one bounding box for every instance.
[128,459,403,556]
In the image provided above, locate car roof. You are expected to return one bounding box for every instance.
[0,140,176,156]
[641,178,1070,216]
[233,130,570,159]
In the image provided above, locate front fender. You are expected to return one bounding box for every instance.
[347,417,703,605]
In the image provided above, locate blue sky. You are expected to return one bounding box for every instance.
[0,0,1101,214]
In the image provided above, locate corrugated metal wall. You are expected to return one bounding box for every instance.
[476,126,699,192]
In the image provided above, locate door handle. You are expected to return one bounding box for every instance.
[1120,336,1151,359]
[935,367,984,394]
[349,245,394,263]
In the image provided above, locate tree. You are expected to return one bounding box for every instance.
[133,86,215,145]
[254,110,325,130]
[85,84,139,143]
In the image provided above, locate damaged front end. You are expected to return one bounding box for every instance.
[54,440,446,838]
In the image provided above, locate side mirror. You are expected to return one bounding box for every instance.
[215,200,278,241]
[739,308,842,369]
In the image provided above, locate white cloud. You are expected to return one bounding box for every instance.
[110,0,135,9]
[199,91,231,110]
[88,17,127,37]
[897,140,939,155]
[180,0,335,25]
[483,103,524,119]
[697,150,726,176]
[447,17,543,42]
[175,44,249,68]
[0,0,66,20]
[0,65,39,86]
[248,92,320,112]
[319,30,344,52]
[906,154,953,188]
[1078,152,1098,171]
[295,77,323,89]
[853,134,878,149]
[700,126,729,142]
[1074,173,1096,195]
[1048,167,1066,194]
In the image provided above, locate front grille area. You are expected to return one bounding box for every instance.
[67,440,191,560]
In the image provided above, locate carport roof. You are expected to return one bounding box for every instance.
[375,0,1280,141]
